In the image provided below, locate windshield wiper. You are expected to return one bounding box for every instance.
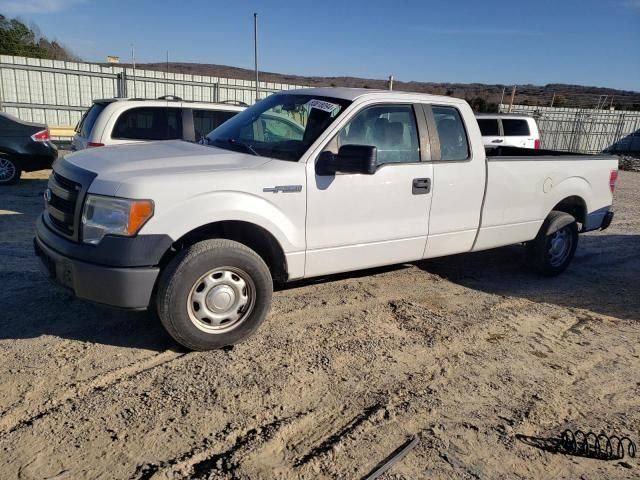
[226,138,260,157]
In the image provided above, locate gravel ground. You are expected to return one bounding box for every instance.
[0,169,639,480]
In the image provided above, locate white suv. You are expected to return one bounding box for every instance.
[71,97,245,151]
[476,113,541,149]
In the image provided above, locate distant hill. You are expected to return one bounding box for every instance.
[134,62,640,112]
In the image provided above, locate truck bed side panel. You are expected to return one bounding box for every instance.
[473,155,617,251]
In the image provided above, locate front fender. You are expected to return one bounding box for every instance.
[141,190,305,253]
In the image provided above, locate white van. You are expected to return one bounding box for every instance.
[475,114,540,149]
[71,97,244,151]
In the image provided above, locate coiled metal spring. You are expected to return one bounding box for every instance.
[560,429,636,460]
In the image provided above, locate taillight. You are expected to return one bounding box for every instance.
[609,170,618,193]
[31,129,50,142]
[534,139,541,150]
[87,142,105,148]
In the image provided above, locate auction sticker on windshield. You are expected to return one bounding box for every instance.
[306,99,339,113]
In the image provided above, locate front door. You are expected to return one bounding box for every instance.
[305,103,433,277]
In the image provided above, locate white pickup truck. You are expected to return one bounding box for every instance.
[35,88,618,350]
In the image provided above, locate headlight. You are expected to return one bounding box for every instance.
[81,194,154,245]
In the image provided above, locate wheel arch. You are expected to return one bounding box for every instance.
[159,220,288,283]
[550,195,587,226]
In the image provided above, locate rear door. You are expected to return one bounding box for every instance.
[305,102,433,277]
[477,118,503,147]
[501,118,534,148]
[423,104,486,258]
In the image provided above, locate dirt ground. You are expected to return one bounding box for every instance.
[1,169,639,480]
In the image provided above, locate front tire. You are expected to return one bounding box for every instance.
[0,157,21,185]
[526,211,578,276]
[156,239,273,351]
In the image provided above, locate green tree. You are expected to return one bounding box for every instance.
[0,15,77,60]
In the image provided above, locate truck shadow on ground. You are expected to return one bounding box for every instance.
[416,233,640,321]
[0,269,177,351]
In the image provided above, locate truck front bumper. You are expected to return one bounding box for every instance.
[34,215,171,310]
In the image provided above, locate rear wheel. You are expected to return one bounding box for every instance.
[526,211,578,276]
[0,157,21,185]
[156,239,273,351]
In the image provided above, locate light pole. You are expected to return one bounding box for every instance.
[254,13,259,103]
[131,44,136,98]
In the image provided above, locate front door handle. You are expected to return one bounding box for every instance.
[412,177,431,195]
[491,139,504,143]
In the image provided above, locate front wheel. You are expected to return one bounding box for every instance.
[0,157,21,185]
[526,211,578,276]
[156,239,273,351]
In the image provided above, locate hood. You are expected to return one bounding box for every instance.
[63,140,271,181]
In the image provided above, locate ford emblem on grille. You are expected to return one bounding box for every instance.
[44,188,52,203]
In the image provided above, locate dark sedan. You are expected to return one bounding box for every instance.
[0,112,58,185]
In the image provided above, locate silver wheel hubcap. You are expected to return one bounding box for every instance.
[0,159,16,182]
[187,267,255,334]
[547,228,572,267]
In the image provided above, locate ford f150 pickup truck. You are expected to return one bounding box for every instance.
[34,88,618,350]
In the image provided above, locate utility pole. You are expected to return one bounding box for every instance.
[388,75,394,91]
[166,50,170,97]
[131,44,136,98]
[550,93,556,108]
[508,85,516,113]
[499,87,505,111]
[254,13,259,103]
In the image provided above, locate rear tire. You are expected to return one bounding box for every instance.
[156,239,273,351]
[526,211,578,276]
[0,157,21,185]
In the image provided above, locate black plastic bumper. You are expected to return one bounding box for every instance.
[601,210,614,231]
[34,215,172,309]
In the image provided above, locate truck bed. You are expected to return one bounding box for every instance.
[473,146,618,251]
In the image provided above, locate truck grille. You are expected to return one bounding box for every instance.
[46,172,81,238]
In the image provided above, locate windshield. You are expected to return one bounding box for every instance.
[206,94,351,161]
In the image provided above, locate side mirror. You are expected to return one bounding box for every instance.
[316,145,377,176]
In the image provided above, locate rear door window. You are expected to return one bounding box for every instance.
[193,109,237,140]
[432,106,470,161]
[78,103,106,138]
[502,119,530,136]
[477,118,500,136]
[113,107,182,140]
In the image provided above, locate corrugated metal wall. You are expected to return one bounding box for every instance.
[0,55,309,127]
[500,104,640,154]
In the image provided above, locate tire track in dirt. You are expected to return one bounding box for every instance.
[0,350,187,435]
[294,403,386,467]
[132,413,307,480]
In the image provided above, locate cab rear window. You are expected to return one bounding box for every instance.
[502,119,530,136]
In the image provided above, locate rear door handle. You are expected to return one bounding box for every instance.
[491,139,503,143]
[412,177,431,195]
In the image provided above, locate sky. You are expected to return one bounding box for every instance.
[0,0,638,91]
